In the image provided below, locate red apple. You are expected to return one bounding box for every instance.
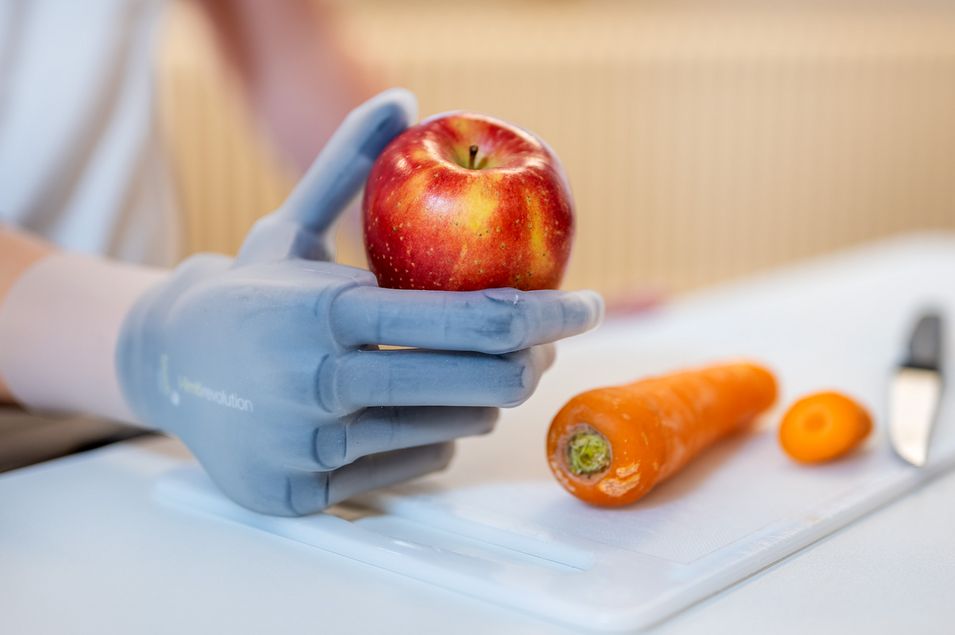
[362,112,574,291]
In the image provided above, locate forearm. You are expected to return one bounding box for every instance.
[0,228,54,402]
[0,227,166,423]
[195,0,376,171]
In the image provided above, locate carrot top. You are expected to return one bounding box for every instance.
[566,427,612,477]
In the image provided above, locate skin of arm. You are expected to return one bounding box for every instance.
[195,0,376,171]
[0,227,54,403]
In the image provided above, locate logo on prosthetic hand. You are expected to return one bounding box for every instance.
[177,376,255,412]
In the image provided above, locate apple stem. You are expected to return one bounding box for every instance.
[469,145,479,170]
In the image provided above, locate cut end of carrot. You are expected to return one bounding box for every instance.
[566,427,612,477]
[779,391,872,464]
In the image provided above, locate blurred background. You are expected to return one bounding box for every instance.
[160,0,955,303]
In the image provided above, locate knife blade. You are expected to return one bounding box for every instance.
[889,312,944,466]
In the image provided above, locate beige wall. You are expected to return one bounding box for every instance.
[160,1,955,301]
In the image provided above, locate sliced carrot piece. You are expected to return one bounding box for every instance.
[778,391,872,463]
[546,362,778,507]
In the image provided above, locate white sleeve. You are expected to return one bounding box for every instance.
[0,252,166,424]
[0,0,177,266]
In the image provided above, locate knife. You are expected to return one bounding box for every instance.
[889,312,944,466]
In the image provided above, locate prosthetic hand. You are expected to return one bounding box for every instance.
[0,90,603,516]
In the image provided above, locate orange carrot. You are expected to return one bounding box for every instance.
[547,362,778,507]
[778,391,872,463]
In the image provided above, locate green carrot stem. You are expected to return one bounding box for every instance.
[567,428,611,476]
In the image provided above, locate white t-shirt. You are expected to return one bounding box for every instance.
[0,0,177,266]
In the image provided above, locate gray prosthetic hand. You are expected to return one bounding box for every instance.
[117,89,603,516]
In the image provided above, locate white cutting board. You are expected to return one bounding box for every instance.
[157,234,955,632]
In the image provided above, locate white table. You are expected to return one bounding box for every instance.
[3,234,954,634]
